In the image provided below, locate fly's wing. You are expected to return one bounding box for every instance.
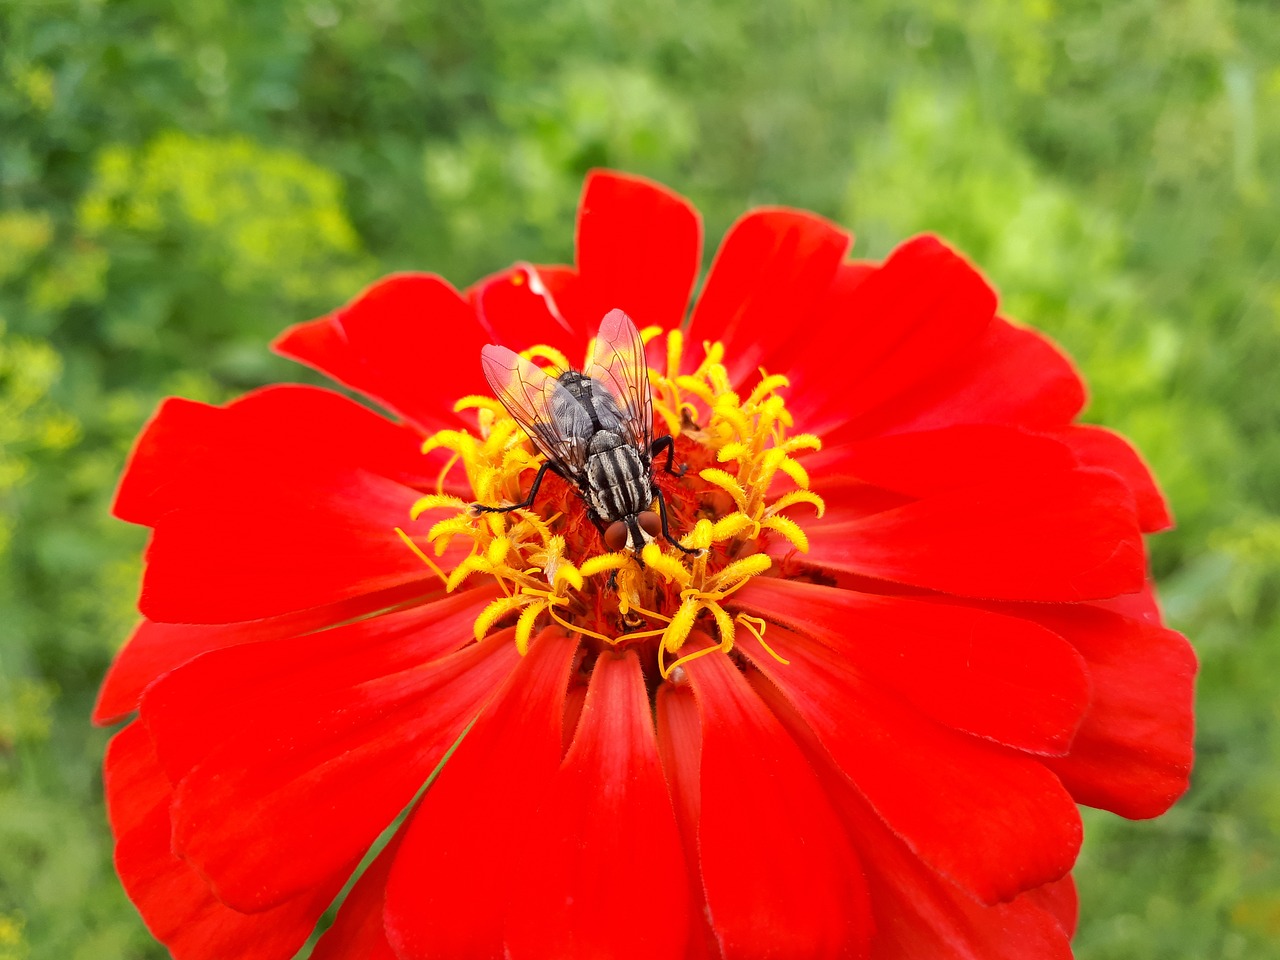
[583,308,653,450]
[480,345,592,478]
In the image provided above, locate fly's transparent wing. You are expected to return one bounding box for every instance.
[480,345,592,478]
[583,308,653,450]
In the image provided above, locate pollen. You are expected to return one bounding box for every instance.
[402,328,823,679]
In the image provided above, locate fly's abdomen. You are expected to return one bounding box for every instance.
[585,437,652,522]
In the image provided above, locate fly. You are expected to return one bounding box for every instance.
[472,308,698,557]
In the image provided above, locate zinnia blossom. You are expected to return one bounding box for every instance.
[98,170,1197,960]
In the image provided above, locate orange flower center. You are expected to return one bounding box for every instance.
[399,328,824,678]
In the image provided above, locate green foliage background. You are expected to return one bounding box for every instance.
[2,0,1278,956]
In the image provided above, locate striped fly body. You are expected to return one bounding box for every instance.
[472,308,697,557]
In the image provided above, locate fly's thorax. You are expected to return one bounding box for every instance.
[558,370,628,433]
[586,441,653,522]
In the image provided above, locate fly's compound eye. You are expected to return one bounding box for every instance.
[638,511,661,539]
[604,521,630,552]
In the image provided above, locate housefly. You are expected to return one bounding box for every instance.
[472,308,697,557]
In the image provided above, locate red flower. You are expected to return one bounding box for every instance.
[98,171,1196,960]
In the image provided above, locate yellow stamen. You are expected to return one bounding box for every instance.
[737,613,790,665]
[394,527,448,586]
[514,601,546,654]
[641,542,693,586]
[452,395,506,415]
[761,514,810,553]
[474,595,528,642]
[661,638,726,680]
[523,344,572,373]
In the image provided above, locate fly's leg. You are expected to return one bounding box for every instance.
[650,435,687,478]
[655,487,700,555]
[471,461,563,515]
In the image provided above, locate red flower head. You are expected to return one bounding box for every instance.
[98,171,1197,959]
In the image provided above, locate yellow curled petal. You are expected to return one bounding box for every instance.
[754,447,789,492]
[679,518,715,552]
[661,598,700,653]
[754,395,788,439]
[553,560,584,593]
[410,494,470,519]
[666,328,684,380]
[453,395,505,414]
[474,594,528,641]
[761,514,810,553]
[776,456,811,491]
[698,340,726,370]
[427,514,474,544]
[782,433,822,454]
[674,376,716,405]
[447,554,490,592]
[514,601,547,655]
[707,365,734,398]
[698,468,748,510]
[769,490,826,519]
[580,552,631,578]
[486,536,511,567]
[709,512,754,542]
[523,344,572,372]
[709,553,773,589]
[641,543,693,586]
[708,602,736,653]
[422,429,476,457]
[486,418,522,451]
[711,401,750,439]
[511,508,554,544]
[747,373,791,406]
[653,402,682,438]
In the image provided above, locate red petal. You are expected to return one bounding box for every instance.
[469,262,585,353]
[309,834,402,960]
[574,170,702,330]
[1094,577,1164,623]
[534,264,594,339]
[383,629,579,959]
[754,679,1075,960]
[505,651,690,960]
[1024,604,1197,818]
[858,317,1087,437]
[1021,875,1079,938]
[114,385,433,529]
[655,683,701,853]
[805,466,1145,602]
[140,597,513,912]
[732,579,1089,756]
[142,592,494,781]
[655,683,722,960]
[1056,424,1173,532]
[685,645,873,959]
[140,464,433,623]
[810,424,1077,500]
[739,626,1082,904]
[122,387,447,624]
[791,236,996,439]
[105,723,336,960]
[687,209,850,385]
[860,831,1075,960]
[273,274,489,432]
[94,605,370,726]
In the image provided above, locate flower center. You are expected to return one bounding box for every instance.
[399,328,823,679]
